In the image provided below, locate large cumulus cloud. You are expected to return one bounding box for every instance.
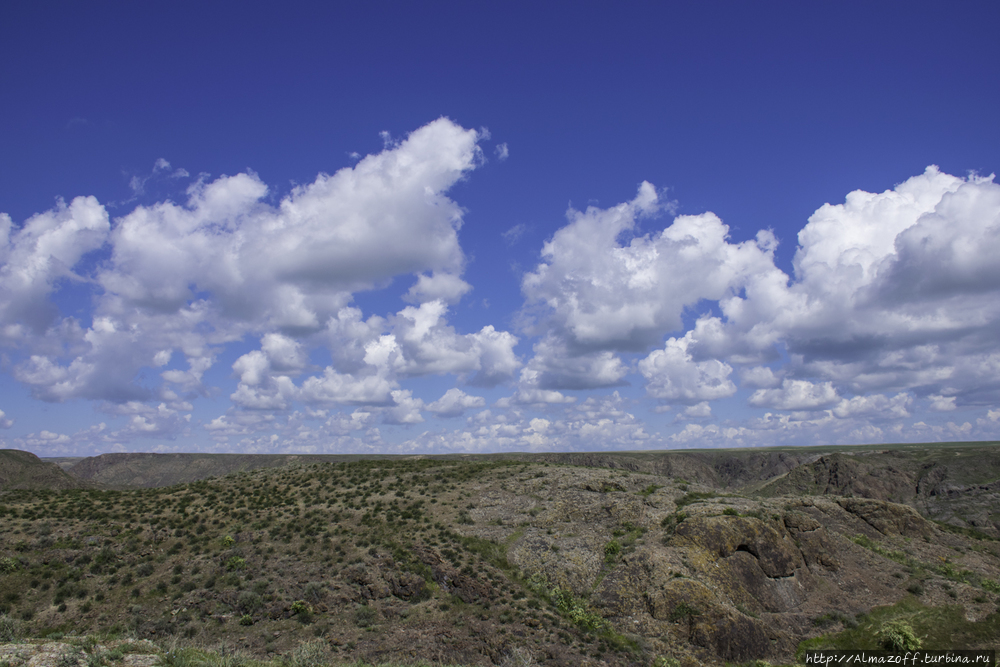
[514,166,1000,441]
[0,118,510,435]
[720,167,1000,406]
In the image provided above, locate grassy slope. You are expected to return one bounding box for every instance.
[1,459,647,666]
[0,450,83,491]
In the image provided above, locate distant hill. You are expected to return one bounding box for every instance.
[0,449,84,491]
[66,452,348,488]
[49,445,1000,537]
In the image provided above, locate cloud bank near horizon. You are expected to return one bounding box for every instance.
[2,119,999,455]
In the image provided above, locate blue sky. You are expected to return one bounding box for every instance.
[2,1,999,455]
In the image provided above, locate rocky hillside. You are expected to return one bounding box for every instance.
[1,447,999,666]
[755,445,1000,537]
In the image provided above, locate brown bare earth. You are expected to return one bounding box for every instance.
[1,443,999,666]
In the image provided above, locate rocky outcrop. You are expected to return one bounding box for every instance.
[836,498,934,538]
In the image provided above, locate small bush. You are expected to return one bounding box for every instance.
[0,613,19,641]
[0,557,19,574]
[604,540,621,564]
[290,599,313,622]
[225,556,246,571]
[876,619,921,651]
[353,605,378,627]
[237,590,263,613]
[550,586,606,631]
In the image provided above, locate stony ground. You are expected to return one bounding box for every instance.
[0,639,159,667]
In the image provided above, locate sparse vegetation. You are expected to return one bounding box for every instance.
[1,445,999,666]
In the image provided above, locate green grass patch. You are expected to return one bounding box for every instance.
[797,597,1000,656]
[932,520,998,542]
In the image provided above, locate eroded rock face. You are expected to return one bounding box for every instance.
[673,515,801,577]
[461,460,999,666]
[784,509,840,570]
[837,498,933,538]
[643,577,786,663]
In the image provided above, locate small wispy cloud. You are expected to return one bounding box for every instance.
[128,159,190,197]
[502,223,525,245]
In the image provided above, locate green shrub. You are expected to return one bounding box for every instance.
[876,619,921,650]
[353,605,377,627]
[224,556,246,571]
[981,578,1000,594]
[237,590,263,613]
[604,540,621,564]
[550,586,606,631]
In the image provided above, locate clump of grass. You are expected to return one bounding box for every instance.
[0,613,20,641]
[282,639,329,667]
[603,540,621,564]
